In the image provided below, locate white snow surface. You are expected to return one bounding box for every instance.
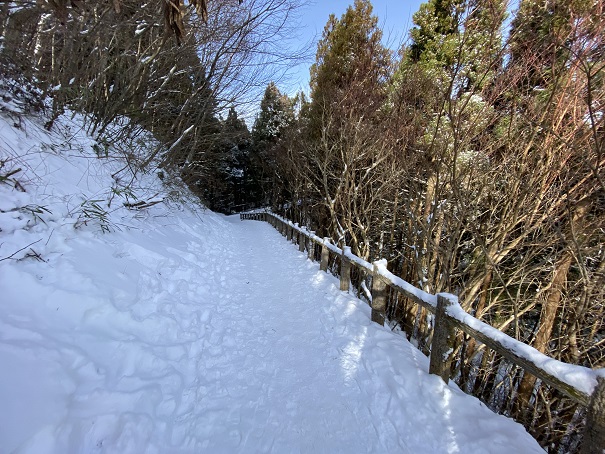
[446,302,599,398]
[282,213,601,399]
[0,107,544,453]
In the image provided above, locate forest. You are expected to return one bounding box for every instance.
[1,0,603,451]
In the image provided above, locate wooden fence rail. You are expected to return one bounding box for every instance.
[241,210,605,453]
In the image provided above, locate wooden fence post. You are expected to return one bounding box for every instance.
[581,377,605,454]
[340,246,351,292]
[287,224,293,241]
[371,261,387,325]
[429,294,456,383]
[298,232,305,252]
[308,236,315,260]
[320,239,330,272]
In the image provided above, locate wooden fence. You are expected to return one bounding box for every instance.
[240,211,605,453]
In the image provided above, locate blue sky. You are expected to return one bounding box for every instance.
[286,0,425,94]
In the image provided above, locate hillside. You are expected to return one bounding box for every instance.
[0,90,544,453]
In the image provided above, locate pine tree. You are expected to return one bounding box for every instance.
[460,0,507,91]
[508,0,589,92]
[252,82,294,147]
[249,82,294,206]
[407,0,465,68]
[308,0,391,137]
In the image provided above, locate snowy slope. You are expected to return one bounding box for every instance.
[0,103,543,453]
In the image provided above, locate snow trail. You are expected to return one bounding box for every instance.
[190,216,543,453]
[0,211,543,453]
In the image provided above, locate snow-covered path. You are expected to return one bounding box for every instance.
[184,217,542,453]
[1,205,542,453]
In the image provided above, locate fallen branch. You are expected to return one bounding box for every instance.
[0,239,42,262]
[123,197,164,210]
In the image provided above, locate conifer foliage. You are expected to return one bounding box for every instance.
[309,0,391,133]
[249,82,295,206]
[303,0,396,258]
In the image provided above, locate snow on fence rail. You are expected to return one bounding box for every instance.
[240,210,605,453]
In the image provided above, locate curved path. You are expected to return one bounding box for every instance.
[0,211,542,453]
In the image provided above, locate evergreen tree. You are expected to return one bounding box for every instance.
[296,0,398,251]
[508,0,588,92]
[194,107,251,213]
[390,0,464,125]
[407,0,465,68]
[460,0,507,91]
[398,0,505,93]
[252,82,294,147]
[221,107,251,213]
[309,0,391,137]
[249,82,294,206]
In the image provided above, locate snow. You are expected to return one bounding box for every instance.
[375,260,438,308]
[446,302,600,398]
[135,25,147,36]
[0,97,544,453]
[270,215,374,272]
[343,245,373,272]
